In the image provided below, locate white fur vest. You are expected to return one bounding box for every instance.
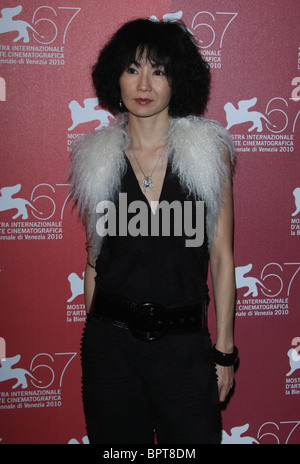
[69,115,235,260]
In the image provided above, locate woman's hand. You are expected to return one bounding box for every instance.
[216,364,234,402]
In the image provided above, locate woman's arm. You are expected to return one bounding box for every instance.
[84,214,96,314]
[209,159,236,402]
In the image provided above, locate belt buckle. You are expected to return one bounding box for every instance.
[129,302,168,342]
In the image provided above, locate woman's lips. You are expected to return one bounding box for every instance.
[134,98,153,104]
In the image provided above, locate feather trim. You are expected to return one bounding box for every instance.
[169,116,235,245]
[69,116,235,259]
[69,116,129,257]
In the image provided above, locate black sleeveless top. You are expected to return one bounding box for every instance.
[95,156,209,309]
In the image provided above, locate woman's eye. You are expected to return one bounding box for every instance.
[127,67,137,74]
[153,69,166,76]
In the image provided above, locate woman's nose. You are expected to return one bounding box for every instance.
[137,71,151,91]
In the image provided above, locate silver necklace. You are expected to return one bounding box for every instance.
[131,145,167,192]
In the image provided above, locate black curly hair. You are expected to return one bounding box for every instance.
[92,18,211,117]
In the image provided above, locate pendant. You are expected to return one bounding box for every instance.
[143,175,153,192]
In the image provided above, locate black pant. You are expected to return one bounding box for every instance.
[81,314,221,444]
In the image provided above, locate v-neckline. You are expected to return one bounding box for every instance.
[124,154,170,215]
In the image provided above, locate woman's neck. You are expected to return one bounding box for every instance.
[126,113,170,152]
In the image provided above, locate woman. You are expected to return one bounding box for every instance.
[70,18,238,444]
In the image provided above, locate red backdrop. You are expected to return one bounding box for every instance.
[1,0,299,444]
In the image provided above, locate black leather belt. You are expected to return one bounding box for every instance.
[89,288,207,342]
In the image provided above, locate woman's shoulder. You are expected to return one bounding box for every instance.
[171,115,235,164]
[172,115,232,141]
[71,117,128,158]
[69,116,129,201]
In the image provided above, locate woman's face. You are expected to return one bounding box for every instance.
[119,57,171,120]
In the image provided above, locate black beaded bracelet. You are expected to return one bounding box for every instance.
[212,345,239,366]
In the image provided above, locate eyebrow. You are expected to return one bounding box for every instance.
[130,59,165,68]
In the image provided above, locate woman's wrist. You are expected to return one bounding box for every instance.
[212,344,238,366]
